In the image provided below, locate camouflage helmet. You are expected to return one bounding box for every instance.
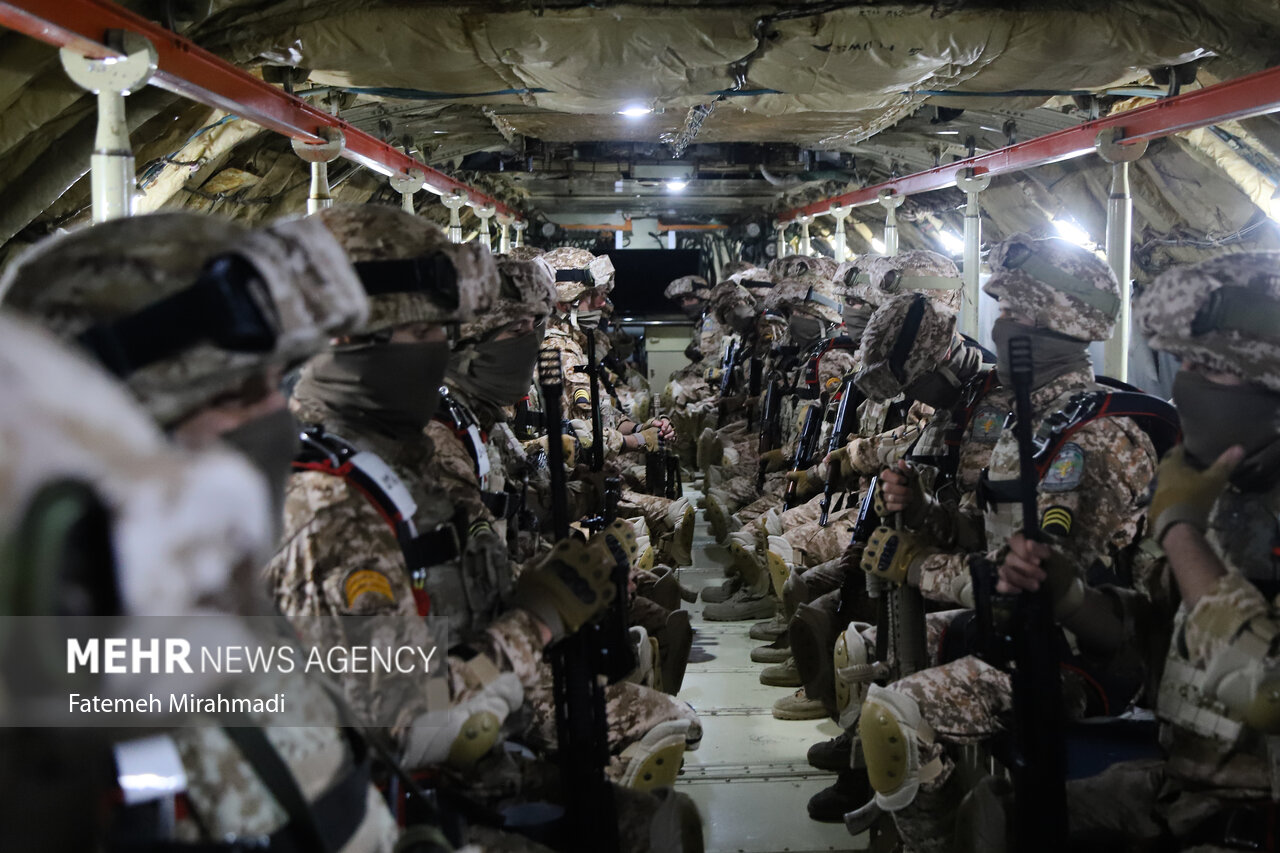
[1138,252,1280,393]
[794,274,844,325]
[664,275,710,302]
[729,266,776,300]
[855,293,958,402]
[768,255,836,282]
[506,245,546,261]
[0,211,368,427]
[708,281,756,326]
[833,257,872,305]
[721,259,755,278]
[544,246,615,302]
[316,205,496,333]
[983,234,1119,341]
[860,250,962,313]
[459,256,557,342]
[763,277,814,316]
[0,312,273,622]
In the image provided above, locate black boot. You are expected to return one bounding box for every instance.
[807,768,871,823]
[806,731,852,773]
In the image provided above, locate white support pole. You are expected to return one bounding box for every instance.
[496,213,514,254]
[667,229,677,250]
[473,203,496,251]
[1095,127,1148,383]
[796,213,814,256]
[442,191,469,244]
[59,31,157,223]
[830,205,852,262]
[389,171,423,214]
[775,221,788,258]
[954,170,991,339]
[512,219,527,248]
[291,126,345,214]
[878,190,905,257]
[615,229,625,250]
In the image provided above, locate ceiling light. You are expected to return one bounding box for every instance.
[1052,217,1092,246]
[870,237,887,254]
[619,105,652,118]
[666,180,688,192]
[937,230,965,255]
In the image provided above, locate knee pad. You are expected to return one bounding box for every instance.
[763,509,783,537]
[765,551,791,599]
[766,534,795,565]
[619,719,690,791]
[628,625,658,688]
[859,684,936,812]
[833,621,879,730]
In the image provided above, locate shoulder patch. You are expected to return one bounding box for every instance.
[970,406,1004,444]
[343,569,397,610]
[1042,442,1085,493]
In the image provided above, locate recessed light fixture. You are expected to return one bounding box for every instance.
[618,105,652,118]
[666,180,688,192]
[937,230,965,255]
[1052,217,1091,246]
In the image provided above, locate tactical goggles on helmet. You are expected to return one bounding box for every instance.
[880,269,962,294]
[77,253,280,380]
[1191,285,1280,342]
[1000,244,1119,320]
[803,286,842,315]
[353,252,461,312]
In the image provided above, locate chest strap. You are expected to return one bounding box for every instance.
[435,388,492,491]
[977,389,1179,510]
[294,427,459,615]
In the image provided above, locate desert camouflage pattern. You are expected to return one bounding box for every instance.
[317,205,497,332]
[0,211,369,427]
[796,274,845,325]
[728,266,776,300]
[762,276,819,315]
[544,246,615,302]
[855,293,959,402]
[983,233,1119,342]
[768,255,837,282]
[833,257,872,302]
[858,250,962,313]
[460,256,557,342]
[708,281,756,324]
[505,245,546,261]
[173,674,399,850]
[664,275,710,301]
[1138,251,1280,393]
[0,313,274,628]
[916,368,1155,607]
[544,321,592,418]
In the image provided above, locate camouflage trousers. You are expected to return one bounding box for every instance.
[619,489,676,537]
[523,668,701,785]
[782,505,862,566]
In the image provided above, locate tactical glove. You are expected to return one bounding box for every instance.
[760,447,789,473]
[825,445,857,480]
[784,467,824,502]
[638,427,661,451]
[1149,446,1239,544]
[513,520,637,639]
[861,526,938,586]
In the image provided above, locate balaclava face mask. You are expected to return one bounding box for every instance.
[449,331,541,409]
[990,317,1091,390]
[296,340,451,439]
[788,312,826,350]
[842,302,874,344]
[727,304,756,334]
[219,406,300,521]
[901,341,984,409]
[1173,370,1280,491]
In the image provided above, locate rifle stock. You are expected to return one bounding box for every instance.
[819,378,864,526]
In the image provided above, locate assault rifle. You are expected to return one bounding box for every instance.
[836,475,882,628]
[584,330,606,472]
[819,377,864,527]
[783,400,825,510]
[746,352,763,428]
[1006,335,1068,851]
[755,375,783,491]
[719,335,740,398]
[537,348,617,853]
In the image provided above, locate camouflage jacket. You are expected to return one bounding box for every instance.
[267,402,545,761]
[916,367,1157,608]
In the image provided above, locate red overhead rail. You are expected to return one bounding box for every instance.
[0,0,519,218]
[782,62,1280,221]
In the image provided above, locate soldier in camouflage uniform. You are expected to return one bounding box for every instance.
[0,215,405,851]
[854,235,1158,852]
[1062,252,1280,849]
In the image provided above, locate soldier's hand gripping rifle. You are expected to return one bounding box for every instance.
[819,377,864,527]
[1006,335,1068,851]
[783,400,824,510]
[538,349,618,853]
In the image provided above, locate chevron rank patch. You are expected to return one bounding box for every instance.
[344,569,396,609]
[1042,442,1085,493]
[1041,505,1074,537]
[971,406,1004,444]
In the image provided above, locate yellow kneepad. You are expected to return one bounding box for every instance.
[447,710,502,768]
[859,699,910,795]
